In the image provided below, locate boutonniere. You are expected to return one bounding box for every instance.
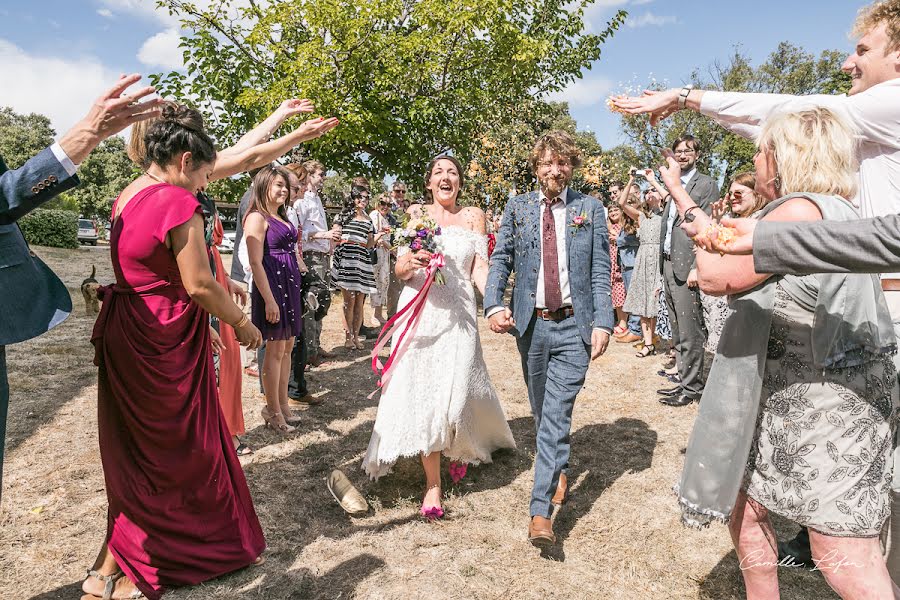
[569,211,590,230]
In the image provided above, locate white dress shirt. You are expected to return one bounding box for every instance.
[535,187,572,309]
[50,142,77,175]
[662,168,696,255]
[700,79,900,277]
[294,190,330,254]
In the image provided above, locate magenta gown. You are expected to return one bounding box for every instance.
[91,183,265,599]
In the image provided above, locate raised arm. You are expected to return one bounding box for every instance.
[210,116,339,181]
[219,99,314,156]
[617,174,641,221]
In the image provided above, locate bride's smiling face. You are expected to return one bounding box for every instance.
[427,159,461,207]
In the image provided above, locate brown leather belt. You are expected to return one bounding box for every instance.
[535,307,575,321]
[882,279,900,292]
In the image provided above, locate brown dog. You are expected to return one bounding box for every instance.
[81,265,101,315]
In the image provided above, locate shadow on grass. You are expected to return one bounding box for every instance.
[542,417,658,562]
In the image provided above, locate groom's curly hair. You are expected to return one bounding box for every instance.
[529,130,583,174]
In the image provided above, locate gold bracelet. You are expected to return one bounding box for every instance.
[233,314,249,329]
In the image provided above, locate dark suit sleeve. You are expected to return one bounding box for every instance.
[484,198,516,314]
[0,147,79,225]
[590,199,614,331]
[688,176,719,270]
[753,216,900,274]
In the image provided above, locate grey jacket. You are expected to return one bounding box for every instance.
[754,215,900,275]
[659,171,719,280]
[484,188,614,345]
[0,148,79,345]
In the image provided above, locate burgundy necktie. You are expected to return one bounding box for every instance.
[542,197,563,312]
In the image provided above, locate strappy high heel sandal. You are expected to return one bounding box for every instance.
[261,408,296,434]
[636,343,656,358]
[419,484,444,521]
[84,570,145,599]
[344,331,354,349]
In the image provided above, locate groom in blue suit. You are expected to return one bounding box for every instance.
[0,75,161,503]
[485,130,613,546]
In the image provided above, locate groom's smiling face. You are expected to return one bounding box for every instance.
[536,150,573,199]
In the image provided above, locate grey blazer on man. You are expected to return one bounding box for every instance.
[484,188,614,345]
[753,216,900,275]
[659,172,719,280]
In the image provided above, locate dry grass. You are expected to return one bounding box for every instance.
[0,246,839,600]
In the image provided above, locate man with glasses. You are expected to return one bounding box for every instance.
[657,135,719,407]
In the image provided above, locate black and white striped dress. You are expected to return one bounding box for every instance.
[332,217,377,293]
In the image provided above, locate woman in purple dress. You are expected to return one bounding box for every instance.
[245,166,307,434]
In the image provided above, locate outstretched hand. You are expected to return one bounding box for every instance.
[277,98,315,119]
[611,89,680,126]
[488,308,516,334]
[299,116,340,141]
[658,149,682,191]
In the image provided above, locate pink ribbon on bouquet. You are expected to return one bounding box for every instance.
[369,253,445,396]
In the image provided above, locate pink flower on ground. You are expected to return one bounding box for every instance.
[449,461,468,483]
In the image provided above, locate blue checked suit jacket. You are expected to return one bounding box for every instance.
[0,148,79,345]
[484,188,614,345]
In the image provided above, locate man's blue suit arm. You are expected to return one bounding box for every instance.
[0,147,80,225]
[484,199,516,315]
[590,200,614,331]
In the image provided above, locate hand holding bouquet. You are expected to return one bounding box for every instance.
[393,217,445,285]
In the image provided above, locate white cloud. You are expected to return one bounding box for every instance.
[137,28,184,70]
[97,0,180,26]
[626,11,679,28]
[96,8,114,18]
[546,76,614,107]
[0,39,124,137]
[632,0,655,5]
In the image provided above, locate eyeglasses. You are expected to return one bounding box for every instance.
[674,149,696,155]
[538,160,572,169]
[728,190,751,200]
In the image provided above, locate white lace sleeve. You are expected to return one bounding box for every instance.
[474,234,489,262]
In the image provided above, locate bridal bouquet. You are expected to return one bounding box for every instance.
[392,217,445,285]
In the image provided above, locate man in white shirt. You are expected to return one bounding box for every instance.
[613,0,900,573]
[295,160,340,363]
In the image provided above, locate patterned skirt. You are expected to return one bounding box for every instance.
[744,282,899,537]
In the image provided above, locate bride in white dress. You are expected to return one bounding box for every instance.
[362,155,516,517]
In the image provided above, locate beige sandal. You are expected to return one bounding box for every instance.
[261,408,296,434]
[85,570,145,599]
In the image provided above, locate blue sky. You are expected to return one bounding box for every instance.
[0,0,861,152]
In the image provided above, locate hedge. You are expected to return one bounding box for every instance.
[18,208,79,249]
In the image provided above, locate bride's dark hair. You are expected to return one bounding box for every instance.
[423,154,465,204]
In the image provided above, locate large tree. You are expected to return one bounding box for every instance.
[616,43,852,185]
[152,0,626,199]
[68,137,138,221]
[0,107,55,169]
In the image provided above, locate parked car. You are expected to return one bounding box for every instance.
[78,219,99,246]
[220,230,236,253]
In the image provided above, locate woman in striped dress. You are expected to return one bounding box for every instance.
[333,185,387,348]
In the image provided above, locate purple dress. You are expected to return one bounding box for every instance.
[251,216,303,340]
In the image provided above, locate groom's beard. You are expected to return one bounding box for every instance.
[539,174,569,198]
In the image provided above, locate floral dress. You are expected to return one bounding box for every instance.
[744,280,899,536]
[607,220,626,308]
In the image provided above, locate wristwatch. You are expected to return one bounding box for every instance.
[684,206,701,223]
[678,84,694,110]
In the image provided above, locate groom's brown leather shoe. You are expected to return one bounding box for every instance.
[550,473,568,506]
[528,516,556,546]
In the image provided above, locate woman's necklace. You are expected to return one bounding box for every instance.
[145,171,168,184]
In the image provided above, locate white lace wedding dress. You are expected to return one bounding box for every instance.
[362,226,516,479]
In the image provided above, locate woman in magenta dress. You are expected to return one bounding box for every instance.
[81,104,265,600]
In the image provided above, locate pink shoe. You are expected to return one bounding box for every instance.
[420,506,445,520]
[449,461,468,484]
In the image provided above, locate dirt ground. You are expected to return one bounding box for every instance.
[0,246,840,600]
